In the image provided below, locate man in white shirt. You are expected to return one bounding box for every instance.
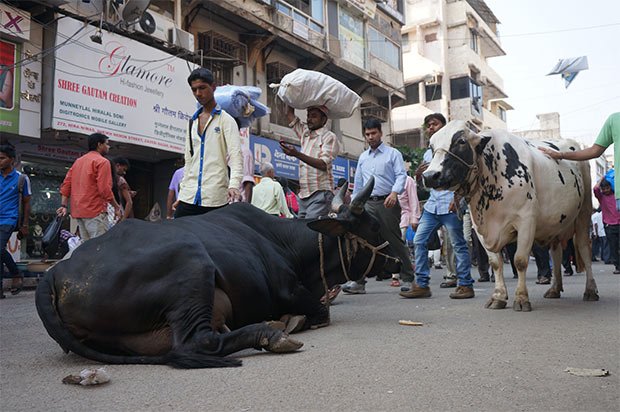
[251,163,293,218]
[592,209,609,262]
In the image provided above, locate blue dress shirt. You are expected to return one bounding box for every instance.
[352,142,407,200]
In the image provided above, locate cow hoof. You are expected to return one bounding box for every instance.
[266,321,286,331]
[544,289,561,299]
[265,333,303,353]
[512,301,532,312]
[583,291,599,301]
[309,321,330,330]
[485,298,507,309]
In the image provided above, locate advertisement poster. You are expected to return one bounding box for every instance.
[0,39,19,134]
[52,18,198,153]
[339,8,365,69]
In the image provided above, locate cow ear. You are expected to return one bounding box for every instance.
[475,134,492,155]
[307,217,349,237]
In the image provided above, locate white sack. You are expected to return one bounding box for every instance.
[272,69,361,119]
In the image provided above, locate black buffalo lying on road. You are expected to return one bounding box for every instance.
[36,178,400,368]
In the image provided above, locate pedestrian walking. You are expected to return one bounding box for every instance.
[174,68,243,218]
[400,113,474,299]
[283,105,339,219]
[593,177,620,273]
[57,133,120,241]
[251,162,293,218]
[0,145,31,298]
[342,118,415,294]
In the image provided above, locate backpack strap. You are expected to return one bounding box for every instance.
[17,173,26,228]
[188,107,203,158]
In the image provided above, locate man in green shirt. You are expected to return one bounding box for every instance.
[540,112,619,210]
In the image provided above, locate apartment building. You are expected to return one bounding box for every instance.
[392,0,512,148]
[0,0,406,259]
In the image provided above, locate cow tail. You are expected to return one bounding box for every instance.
[35,274,241,368]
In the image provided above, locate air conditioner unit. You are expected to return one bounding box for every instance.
[170,27,195,50]
[132,10,175,43]
[425,74,441,86]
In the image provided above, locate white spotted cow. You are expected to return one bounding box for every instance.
[423,120,598,311]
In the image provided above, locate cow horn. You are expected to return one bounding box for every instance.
[350,176,374,215]
[331,180,348,213]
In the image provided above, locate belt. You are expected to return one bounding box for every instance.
[368,195,388,201]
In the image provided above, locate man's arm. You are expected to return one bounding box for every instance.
[119,185,133,221]
[222,115,243,202]
[279,142,328,171]
[166,189,176,219]
[539,144,606,161]
[57,168,73,217]
[276,185,293,218]
[19,195,31,239]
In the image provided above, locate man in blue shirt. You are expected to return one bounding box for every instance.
[0,145,31,298]
[342,118,414,294]
[400,114,474,299]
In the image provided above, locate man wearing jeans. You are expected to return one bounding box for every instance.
[0,145,31,298]
[400,113,474,299]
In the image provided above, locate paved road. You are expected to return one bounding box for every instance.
[1,262,618,411]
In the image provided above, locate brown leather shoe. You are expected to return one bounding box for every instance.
[449,286,475,299]
[399,285,432,298]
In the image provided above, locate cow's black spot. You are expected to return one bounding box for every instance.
[527,192,532,200]
[570,169,582,198]
[558,170,565,185]
[560,214,567,223]
[543,141,560,151]
[502,143,531,186]
[569,146,576,151]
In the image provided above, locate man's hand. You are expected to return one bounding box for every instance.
[114,205,122,221]
[56,206,68,217]
[539,146,562,159]
[279,141,299,157]
[172,199,180,211]
[415,162,429,180]
[227,188,242,203]
[384,192,398,208]
[17,225,28,240]
[448,199,457,213]
[412,223,419,231]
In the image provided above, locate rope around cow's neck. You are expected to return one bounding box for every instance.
[318,233,394,306]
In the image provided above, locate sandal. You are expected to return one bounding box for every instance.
[390,279,401,287]
[320,285,341,305]
[535,278,551,285]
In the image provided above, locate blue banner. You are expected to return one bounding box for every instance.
[250,135,357,185]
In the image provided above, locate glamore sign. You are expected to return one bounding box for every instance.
[52,18,197,153]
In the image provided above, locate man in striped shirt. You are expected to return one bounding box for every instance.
[282,106,339,219]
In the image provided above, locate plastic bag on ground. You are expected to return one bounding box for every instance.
[271,69,361,119]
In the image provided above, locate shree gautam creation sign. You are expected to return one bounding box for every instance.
[52,18,197,153]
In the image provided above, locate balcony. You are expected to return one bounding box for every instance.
[273,0,325,49]
[360,102,388,123]
[197,31,247,66]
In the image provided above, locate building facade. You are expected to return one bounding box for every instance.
[392,0,512,148]
[0,0,406,260]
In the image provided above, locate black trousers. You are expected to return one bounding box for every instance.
[505,243,551,278]
[174,201,227,218]
[605,224,620,270]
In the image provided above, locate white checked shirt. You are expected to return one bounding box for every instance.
[289,117,339,199]
[422,148,454,215]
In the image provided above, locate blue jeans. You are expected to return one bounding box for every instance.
[1,225,19,278]
[413,211,473,288]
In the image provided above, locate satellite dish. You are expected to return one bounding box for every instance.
[139,11,156,34]
[121,0,152,24]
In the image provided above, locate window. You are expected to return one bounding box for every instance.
[450,77,470,100]
[267,62,296,127]
[470,28,479,53]
[278,0,324,32]
[402,33,410,52]
[368,26,401,69]
[405,82,420,104]
[498,106,506,122]
[425,83,442,101]
[470,79,482,116]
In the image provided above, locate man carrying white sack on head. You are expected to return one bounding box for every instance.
[282,105,339,219]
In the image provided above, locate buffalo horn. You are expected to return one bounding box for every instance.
[331,180,348,212]
[350,176,374,215]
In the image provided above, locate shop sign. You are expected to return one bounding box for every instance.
[52,18,198,154]
[333,156,348,182]
[338,7,365,69]
[15,141,85,162]
[348,159,357,185]
[0,3,30,41]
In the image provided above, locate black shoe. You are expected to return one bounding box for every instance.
[478,275,490,282]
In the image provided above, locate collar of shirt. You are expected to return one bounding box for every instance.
[192,105,222,121]
[368,142,386,155]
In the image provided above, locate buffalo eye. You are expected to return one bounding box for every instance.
[458,138,466,145]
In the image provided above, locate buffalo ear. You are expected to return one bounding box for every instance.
[307,217,349,237]
[475,134,491,155]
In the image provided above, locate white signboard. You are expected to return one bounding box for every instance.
[0,3,30,41]
[52,18,198,153]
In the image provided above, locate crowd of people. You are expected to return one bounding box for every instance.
[1,66,618,300]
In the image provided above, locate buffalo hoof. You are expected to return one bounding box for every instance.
[484,298,507,309]
[583,291,599,301]
[513,300,532,312]
[265,332,303,353]
[544,289,561,299]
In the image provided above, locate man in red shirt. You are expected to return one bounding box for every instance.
[594,176,620,274]
[57,133,120,241]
